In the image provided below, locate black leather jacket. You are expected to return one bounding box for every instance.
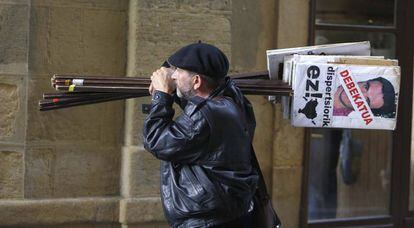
[143,77,259,228]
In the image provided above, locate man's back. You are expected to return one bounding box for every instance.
[143,79,258,227]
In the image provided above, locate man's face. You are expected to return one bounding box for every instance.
[171,67,196,99]
[339,80,385,109]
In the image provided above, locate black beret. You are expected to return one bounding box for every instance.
[167,43,229,79]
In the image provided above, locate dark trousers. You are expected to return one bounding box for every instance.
[211,212,253,228]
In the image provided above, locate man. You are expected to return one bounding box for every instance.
[143,43,259,228]
[333,77,396,117]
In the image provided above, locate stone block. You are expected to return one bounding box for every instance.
[0,150,24,199]
[0,75,26,144]
[29,223,121,228]
[123,222,168,228]
[0,82,19,138]
[0,197,119,226]
[121,146,160,197]
[47,7,83,74]
[249,96,275,190]
[26,76,124,146]
[272,166,302,228]
[230,0,277,72]
[273,104,305,167]
[277,0,309,48]
[0,0,28,5]
[30,5,127,76]
[83,9,126,40]
[230,0,261,72]
[29,6,83,75]
[24,145,121,198]
[24,147,55,198]
[81,9,126,75]
[136,0,231,12]
[119,197,165,224]
[31,0,128,10]
[52,145,120,198]
[124,97,151,146]
[0,4,29,74]
[129,10,231,75]
[28,5,49,74]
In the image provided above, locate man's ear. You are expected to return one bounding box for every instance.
[193,75,202,90]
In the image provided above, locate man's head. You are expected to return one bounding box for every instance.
[167,43,229,99]
[367,77,397,117]
[338,77,396,117]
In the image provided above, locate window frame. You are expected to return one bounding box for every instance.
[301,0,414,227]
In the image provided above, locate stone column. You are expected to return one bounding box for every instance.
[272,0,309,228]
[231,0,279,196]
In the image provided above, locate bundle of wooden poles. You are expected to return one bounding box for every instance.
[39,71,292,111]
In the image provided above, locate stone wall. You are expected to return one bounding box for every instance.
[0,0,309,227]
[0,0,127,226]
[26,0,127,198]
[0,0,29,204]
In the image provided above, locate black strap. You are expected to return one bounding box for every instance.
[250,146,281,227]
[250,145,270,197]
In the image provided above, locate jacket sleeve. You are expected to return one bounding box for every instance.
[143,90,210,163]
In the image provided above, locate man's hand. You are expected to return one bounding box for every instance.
[150,67,176,95]
[148,83,154,96]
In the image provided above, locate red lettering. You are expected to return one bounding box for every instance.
[355,101,364,109]
[364,118,373,125]
[352,93,361,102]
[361,111,370,118]
[340,70,349,77]
[340,69,374,126]
[346,82,355,90]
[344,76,353,84]
[349,88,358,96]
[359,105,368,112]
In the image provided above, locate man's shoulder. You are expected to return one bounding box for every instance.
[201,97,241,123]
[183,96,206,117]
[182,96,234,123]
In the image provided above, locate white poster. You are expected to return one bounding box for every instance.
[291,63,400,130]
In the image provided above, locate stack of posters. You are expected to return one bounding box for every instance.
[267,41,372,80]
[288,55,400,130]
[266,41,372,117]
